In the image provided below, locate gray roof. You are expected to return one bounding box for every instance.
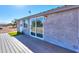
[18,5,79,20]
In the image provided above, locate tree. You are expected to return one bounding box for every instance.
[11,19,17,28]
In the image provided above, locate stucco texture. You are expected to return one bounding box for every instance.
[44,8,79,52]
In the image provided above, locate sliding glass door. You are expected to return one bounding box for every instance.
[30,16,44,39]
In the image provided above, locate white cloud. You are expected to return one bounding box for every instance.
[12,5,27,9]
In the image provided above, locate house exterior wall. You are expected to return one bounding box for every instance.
[22,19,30,35]
[44,8,79,52]
[17,6,79,52]
[17,20,24,32]
[77,9,79,51]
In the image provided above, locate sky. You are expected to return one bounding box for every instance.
[0,5,62,24]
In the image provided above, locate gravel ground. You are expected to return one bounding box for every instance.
[0,26,17,33]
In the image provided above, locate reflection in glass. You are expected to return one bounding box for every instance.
[31,18,36,36]
[36,21,43,38]
[24,19,28,27]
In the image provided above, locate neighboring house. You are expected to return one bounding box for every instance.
[16,5,79,52]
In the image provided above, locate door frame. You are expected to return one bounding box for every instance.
[19,20,24,33]
[30,16,45,40]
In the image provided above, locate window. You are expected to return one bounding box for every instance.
[24,19,28,28]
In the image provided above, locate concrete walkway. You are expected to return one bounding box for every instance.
[15,34,76,53]
[0,33,32,53]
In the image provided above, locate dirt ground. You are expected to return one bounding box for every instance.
[0,26,17,33]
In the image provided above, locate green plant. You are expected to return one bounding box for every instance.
[8,31,22,36]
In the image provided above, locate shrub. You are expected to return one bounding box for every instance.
[8,31,22,36]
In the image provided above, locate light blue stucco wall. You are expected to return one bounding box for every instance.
[44,8,79,52]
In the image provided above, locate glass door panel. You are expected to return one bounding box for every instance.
[36,17,44,38]
[30,18,36,36]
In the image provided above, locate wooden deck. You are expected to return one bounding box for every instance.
[0,33,33,53]
[16,35,76,53]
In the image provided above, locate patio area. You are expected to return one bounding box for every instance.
[0,33,76,53]
[15,34,76,53]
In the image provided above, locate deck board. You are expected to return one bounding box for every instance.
[0,33,32,53]
[9,38,24,53]
[0,36,2,53]
[1,36,7,53]
[10,38,26,53]
[3,37,11,53]
[11,37,32,53]
[6,38,15,53]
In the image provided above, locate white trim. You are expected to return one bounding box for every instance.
[19,20,24,32]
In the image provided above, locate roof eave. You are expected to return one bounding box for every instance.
[18,5,79,20]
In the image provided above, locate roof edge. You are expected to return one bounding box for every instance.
[18,5,79,20]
